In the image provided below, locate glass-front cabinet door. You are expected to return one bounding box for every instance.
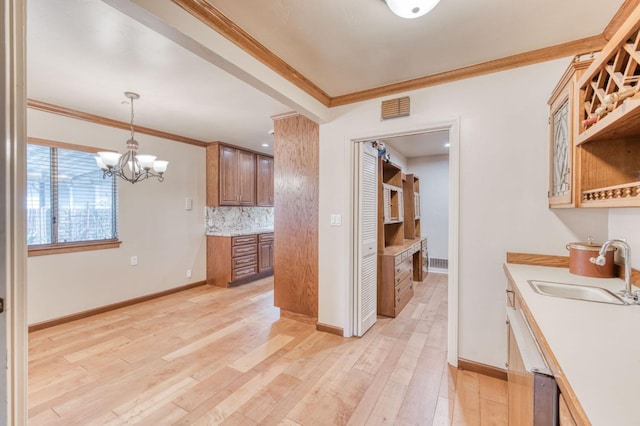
[550,97,571,205]
[547,57,593,208]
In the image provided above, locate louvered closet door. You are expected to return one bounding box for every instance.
[355,142,378,336]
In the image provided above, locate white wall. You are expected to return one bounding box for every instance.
[27,109,207,325]
[407,154,449,262]
[318,58,609,367]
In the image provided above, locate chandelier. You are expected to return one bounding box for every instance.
[385,0,440,19]
[95,92,169,184]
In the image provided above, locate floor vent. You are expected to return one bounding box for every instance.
[429,258,448,270]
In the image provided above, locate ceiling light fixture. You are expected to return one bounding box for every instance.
[95,92,169,184]
[444,142,451,147]
[261,143,269,147]
[385,0,440,19]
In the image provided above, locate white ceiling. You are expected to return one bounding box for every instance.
[27,0,289,154]
[26,0,626,156]
[209,0,624,95]
[382,131,450,159]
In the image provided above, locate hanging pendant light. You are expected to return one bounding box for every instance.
[95,92,169,184]
[385,0,440,19]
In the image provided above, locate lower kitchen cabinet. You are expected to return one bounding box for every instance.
[258,233,274,273]
[207,232,274,287]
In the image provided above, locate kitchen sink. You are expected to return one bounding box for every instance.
[528,280,626,305]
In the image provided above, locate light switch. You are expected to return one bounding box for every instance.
[185,197,193,211]
[330,214,342,226]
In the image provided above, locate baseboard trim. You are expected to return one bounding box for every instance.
[458,358,507,381]
[316,322,344,337]
[28,280,207,332]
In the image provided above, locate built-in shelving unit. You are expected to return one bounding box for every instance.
[573,5,640,208]
[377,160,425,318]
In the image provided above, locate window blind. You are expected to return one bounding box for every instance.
[26,143,119,246]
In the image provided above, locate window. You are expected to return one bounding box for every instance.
[27,139,120,255]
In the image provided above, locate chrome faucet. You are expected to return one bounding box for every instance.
[592,239,634,300]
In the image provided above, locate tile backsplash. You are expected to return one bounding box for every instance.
[205,206,274,234]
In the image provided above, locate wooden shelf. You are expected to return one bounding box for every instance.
[577,97,640,144]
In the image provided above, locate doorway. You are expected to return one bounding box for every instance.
[351,120,459,366]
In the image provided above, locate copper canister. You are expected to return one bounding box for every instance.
[566,242,616,278]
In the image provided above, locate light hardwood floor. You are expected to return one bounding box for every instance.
[28,273,507,425]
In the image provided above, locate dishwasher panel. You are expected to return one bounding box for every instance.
[507,307,558,426]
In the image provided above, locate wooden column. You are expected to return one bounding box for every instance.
[272,113,319,319]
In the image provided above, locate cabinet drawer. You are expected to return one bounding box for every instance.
[396,275,412,295]
[259,233,274,242]
[232,264,258,281]
[395,285,414,312]
[394,254,402,266]
[395,268,413,286]
[232,244,257,257]
[232,254,257,269]
[232,234,258,246]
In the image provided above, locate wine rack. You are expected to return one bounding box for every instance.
[572,4,640,208]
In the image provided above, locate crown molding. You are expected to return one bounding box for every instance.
[27,99,208,147]
[171,0,332,107]
[330,35,607,107]
[172,1,630,108]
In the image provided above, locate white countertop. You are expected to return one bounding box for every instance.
[206,227,274,237]
[505,263,640,426]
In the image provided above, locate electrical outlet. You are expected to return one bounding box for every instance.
[130,256,138,266]
[186,269,192,278]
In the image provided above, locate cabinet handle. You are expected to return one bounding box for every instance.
[236,258,253,265]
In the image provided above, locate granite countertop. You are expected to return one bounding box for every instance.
[504,263,640,426]
[206,227,274,237]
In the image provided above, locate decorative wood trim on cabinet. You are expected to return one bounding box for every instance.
[273,113,319,318]
[27,99,208,147]
[458,358,507,381]
[170,0,332,107]
[506,252,570,268]
[28,280,207,332]
[315,322,344,337]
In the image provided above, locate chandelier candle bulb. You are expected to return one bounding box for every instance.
[136,155,157,170]
[153,160,169,173]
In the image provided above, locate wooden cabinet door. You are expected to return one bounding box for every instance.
[258,241,273,272]
[219,145,240,205]
[256,155,274,206]
[238,150,256,205]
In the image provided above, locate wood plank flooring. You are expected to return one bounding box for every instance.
[28,273,507,425]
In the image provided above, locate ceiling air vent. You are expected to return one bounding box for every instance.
[381,96,410,120]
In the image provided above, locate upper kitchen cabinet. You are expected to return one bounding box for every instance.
[207,142,261,206]
[256,154,274,206]
[573,4,640,208]
[547,57,593,208]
